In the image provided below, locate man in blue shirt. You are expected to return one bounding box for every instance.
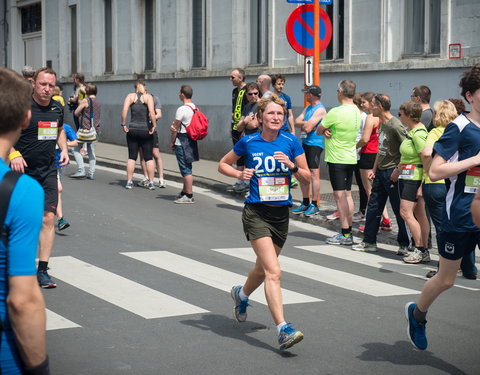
[405,64,480,351]
[0,68,49,374]
[272,74,295,134]
[292,85,326,216]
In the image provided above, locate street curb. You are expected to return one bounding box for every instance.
[95,156,403,248]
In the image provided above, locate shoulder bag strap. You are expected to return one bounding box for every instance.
[0,170,21,335]
[0,171,22,247]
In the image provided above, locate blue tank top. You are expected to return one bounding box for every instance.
[302,103,325,148]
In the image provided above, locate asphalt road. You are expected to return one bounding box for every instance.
[44,164,480,375]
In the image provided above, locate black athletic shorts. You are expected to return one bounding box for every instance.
[328,162,355,191]
[242,203,289,248]
[126,129,154,161]
[438,231,480,261]
[358,153,376,170]
[37,174,58,213]
[302,144,323,169]
[399,179,422,202]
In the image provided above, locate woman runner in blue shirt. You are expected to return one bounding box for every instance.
[219,95,310,350]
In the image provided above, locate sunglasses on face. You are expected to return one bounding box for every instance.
[247,92,259,96]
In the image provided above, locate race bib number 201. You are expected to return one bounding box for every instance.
[38,121,58,140]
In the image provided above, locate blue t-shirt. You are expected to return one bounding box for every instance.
[55,123,77,168]
[302,103,325,148]
[234,132,304,206]
[279,93,292,132]
[433,114,480,232]
[0,159,43,372]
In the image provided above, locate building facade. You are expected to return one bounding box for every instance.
[1,0,479,160]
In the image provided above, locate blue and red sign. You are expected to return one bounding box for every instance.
[285,4,332,56]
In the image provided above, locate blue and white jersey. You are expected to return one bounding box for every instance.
[278,93,292,133]
[433,113,480,232]
[234,132,304,206]
[301,103,325,148]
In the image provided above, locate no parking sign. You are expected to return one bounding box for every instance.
[285,4,332,56]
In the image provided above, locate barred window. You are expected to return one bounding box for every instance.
[21,3,41,34]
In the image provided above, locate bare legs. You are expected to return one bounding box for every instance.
[400,199,429,248]
[243,237,284,325]
[417,256,461,312]
[333,190,354,230]
[38,211,55,263]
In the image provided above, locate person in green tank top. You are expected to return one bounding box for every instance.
[397,101,430,264]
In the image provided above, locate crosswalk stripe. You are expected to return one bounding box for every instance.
[212,248,420,297]
[296,245,480,292]
[49,256,208,319]
[46,309,81,331]
[122,251,322,305]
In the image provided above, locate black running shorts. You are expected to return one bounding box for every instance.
[328,162,355,191]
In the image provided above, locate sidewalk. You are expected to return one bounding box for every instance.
[93,142,403,248]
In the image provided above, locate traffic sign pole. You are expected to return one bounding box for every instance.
[314,0,320,86]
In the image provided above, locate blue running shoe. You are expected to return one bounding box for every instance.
[278,323,304,350]
[57,217,70,231]
[304,203,319,217]
[37,270,57,289]
[326,233,353,245]
[231,285,249,322]
[405,302,428,350]
[292,203,308,215]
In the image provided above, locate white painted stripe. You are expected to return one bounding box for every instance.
[49,256,208,319]
[122,251,321,305]
[296,245,480,292]
[46,309,81,331]
[212,248,419,297]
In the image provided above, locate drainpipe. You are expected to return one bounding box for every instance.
[2,0,7,67]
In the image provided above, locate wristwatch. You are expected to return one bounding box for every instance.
[290,166,299,173]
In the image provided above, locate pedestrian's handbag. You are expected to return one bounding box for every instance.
[76,98,97,142]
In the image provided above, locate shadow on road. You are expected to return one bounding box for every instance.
[180,314,297,357]
[357,341,468,374]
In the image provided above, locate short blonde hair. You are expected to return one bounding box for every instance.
[256,94,286,120]
[433,100,458,127]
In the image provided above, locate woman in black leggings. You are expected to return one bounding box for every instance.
[121,80,157,189]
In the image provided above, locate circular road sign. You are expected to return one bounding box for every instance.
[285,4,333,56]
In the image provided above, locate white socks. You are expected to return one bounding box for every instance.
[277,322,287,333]
[239,287,249,301]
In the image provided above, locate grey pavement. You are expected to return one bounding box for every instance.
[92,142,404,249]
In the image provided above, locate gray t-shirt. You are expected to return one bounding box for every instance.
[153,95,161,111]
[377,116,406,170]
[421,108,433,131]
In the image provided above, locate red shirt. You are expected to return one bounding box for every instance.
[361,117,380,154]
